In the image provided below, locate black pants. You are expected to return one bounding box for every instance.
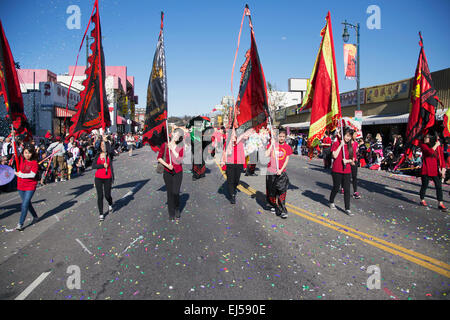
[226,164,243,197]
[323,148,332,169]
[163,171,183,218]
[266,172,289,214]
[330,172,351,210]
[420,175,443,202]
[351,165,358,193]
[95,177,113,215]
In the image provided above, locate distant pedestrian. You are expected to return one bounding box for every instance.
[47,136,67,182]
[126,132,135,156]
[15,144,40,231]
[322,131,332,169]
[92,140,115,221]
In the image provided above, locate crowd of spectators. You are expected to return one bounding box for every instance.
[0,131,143,193]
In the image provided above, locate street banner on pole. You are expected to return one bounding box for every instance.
[343,43,357,80]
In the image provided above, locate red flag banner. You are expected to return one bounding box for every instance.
[299,12,342,156]
[231,5,270,133]
[401,33,440,161]
[68,0,110,139]
[0,20,32,140]
[343,43,356,80]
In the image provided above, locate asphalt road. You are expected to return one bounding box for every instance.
[0,147,448,300]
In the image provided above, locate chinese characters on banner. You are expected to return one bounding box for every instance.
[343,44,357,80]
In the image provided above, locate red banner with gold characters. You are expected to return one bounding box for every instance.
[343,43,356,80]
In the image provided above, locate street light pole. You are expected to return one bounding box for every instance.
[356,23,360,112]
[342,20,361,111]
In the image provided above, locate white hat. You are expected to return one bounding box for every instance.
[0,136,4,141]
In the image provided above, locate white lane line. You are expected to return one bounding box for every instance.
[75,238,93,255]
[119,235,143,257]
[14,271,51,300]
[121,191,133,200]
[119,182,145,201]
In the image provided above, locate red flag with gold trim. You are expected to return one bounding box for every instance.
[299,12,341,156]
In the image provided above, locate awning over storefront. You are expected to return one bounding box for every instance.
[281,122,310,130]
[55,107,76,118]
[282,109,448,129]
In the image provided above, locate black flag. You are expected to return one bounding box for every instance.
[142,12,168,153]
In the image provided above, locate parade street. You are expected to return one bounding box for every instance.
[0,147,448,300]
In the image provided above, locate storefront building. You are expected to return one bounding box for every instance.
[279,68,450,142]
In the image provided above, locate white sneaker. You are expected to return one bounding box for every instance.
[99,215,105,221]
[329,203,336,209]
[108,205,113,213]
[16,224,23,231]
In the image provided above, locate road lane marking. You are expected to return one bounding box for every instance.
[119,235,143,257]
[75,238,93,255]
[14,271,51,300]
[214,160,450,278]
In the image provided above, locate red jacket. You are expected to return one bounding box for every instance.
[17,157,39,191]
[420,143,444,177]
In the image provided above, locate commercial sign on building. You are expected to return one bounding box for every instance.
[39,82,79,108]
[340,89,365,107]
[365,79,410,104]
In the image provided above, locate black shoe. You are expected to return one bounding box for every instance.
[175,208,181,219]
[230,195,236,204]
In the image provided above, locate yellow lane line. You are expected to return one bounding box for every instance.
[214,160,450,278]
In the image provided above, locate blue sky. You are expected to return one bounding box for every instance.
[1,0,449,117]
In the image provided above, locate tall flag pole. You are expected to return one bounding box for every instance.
[395,32,442,170]
[299,12,342,158]
[0,20,32,167]
[230,4,270,134]
[68,0,110,140]
[142,11,170,162]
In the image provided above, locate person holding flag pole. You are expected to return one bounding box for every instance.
[299,12,353,215]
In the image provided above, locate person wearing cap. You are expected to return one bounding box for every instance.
[47,136,67,182]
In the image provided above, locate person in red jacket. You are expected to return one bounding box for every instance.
[15,144,40,231]
[419,134,447,212]
[92,140,115,221]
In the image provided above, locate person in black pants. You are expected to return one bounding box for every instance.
[92,140,114,221]
[221,128,248,204]
[157,130,185,221]
[419,135,447,212]
[329,128,355,216]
